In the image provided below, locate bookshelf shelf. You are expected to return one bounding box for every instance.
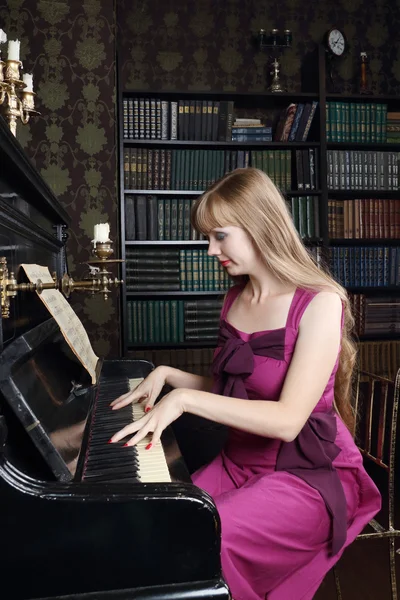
[327,142,400,151]
[123,90,319,100]
[125,240,209,246]
[347,286,400,293]
[127,341,217,349]
[125,291,226,297]
[330,238,400,246]
[326,93,400,103]
[124,189,323,196]
[358,333,400,342]
[327,190,400,198]
[124,189,201,195]
[126,238,321,246]
[123,139,320,148]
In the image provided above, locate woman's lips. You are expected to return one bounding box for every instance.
[220,260,231,267]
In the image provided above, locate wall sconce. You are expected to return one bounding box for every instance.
[0,224,123,319]
[0,30,39,136]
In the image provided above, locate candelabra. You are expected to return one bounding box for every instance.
[0,59,39,136]
[0,33,39,136]
[257,28,293,92]
[0,234,123,319]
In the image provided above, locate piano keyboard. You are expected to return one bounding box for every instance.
[129,378,171,483]
[82,377,171,484]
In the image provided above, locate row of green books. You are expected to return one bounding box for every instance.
[326,102,387,143]
[126,299,222,344]
[123,148,294,192]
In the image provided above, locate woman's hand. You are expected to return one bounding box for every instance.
[110,366,168,413]
[109,388,186,449]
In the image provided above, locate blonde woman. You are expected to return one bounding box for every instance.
[110,168,381,600]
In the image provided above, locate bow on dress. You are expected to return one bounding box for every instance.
[212,319,347,556]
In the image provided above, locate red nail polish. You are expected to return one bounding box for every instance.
[123,443,130,447]
[107,439,113,444]
[145,406,151,413]
[145,443,152,450]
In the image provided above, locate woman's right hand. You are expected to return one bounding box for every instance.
[110,366,169,412]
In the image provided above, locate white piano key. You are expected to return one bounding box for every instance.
[128,378,171,483]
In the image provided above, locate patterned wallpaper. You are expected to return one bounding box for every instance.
[118,0,400,95]
[0,0,120,357]
[1,0,399,359]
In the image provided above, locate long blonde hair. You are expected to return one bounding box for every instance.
[192,168,357,434]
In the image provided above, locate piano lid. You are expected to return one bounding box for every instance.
[0,318,94,481]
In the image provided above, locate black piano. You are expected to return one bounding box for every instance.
[0,117,230,600]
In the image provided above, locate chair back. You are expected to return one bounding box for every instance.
[354,368,400,530]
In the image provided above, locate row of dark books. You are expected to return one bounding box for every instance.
[125,196,204,241]
[123,148,302,192]
[122,97,236,141]
[326,102,387,143]
[274,102,318,142]
[123,147,318,192]
[349,293,400,336]
[358,340,400,381]
[127,347,214,377]
[327,150,399,191]
[126,299,222,344]
[125,193,321,242]
[329,246,400,287]
[125,248,231,292]
[328,198,400,239]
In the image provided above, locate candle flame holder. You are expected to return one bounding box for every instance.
[0,240,123,318]
[256,29,293,93]
[0,58,40,136]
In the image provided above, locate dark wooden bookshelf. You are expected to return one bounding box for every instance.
[118,43,400,361]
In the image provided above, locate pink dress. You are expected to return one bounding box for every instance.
[192,284,381,600]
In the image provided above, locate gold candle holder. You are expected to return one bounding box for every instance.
[0,58,40,136]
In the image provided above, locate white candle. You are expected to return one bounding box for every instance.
[93,223,110,243]
[23,73,33,92]
[7,39,20,61]
[0,30,7,45]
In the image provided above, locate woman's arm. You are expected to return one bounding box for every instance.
[162,366,214,392]
[111,292,342,447]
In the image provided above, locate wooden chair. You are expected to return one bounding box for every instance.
[334,367,400,599]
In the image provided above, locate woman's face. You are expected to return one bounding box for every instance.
[207,225,261,276]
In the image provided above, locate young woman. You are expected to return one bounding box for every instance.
[110,168,381,600]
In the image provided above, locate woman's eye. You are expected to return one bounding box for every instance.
[216,233,225,240]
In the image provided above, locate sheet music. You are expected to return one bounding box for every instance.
[21,264,99,384]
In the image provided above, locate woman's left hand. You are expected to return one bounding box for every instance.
[108,388,187,448]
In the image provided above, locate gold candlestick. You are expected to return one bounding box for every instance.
[0,58,40,136]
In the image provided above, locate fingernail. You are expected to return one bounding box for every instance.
[145,443,152,450]
[145,406,151,413]
[107,439,113,444]
[123,443,130,447]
